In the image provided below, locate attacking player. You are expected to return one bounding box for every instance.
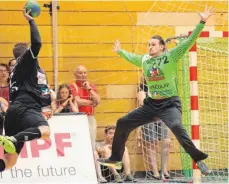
[98,6,215,176]
[0,8,52,172]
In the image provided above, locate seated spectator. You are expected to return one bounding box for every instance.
[0,63,9,102]
[8,59,17,73]
[52,84,78,113]
[96,125,137,183]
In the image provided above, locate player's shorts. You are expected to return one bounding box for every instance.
[141,120,169,142]
[4,103,49,154]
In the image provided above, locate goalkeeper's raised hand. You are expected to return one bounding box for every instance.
[113,40,121,53]
[198,5,215,22]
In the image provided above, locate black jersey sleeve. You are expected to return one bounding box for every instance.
[29,19,42,59]
[14,20,41,80]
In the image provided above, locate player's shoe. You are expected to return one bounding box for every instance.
[97,158,122,170]
[196,161,211,176]
[0,136,16,154]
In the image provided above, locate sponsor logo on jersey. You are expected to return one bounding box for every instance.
[147,63,165,81]
[151,83,169,89]
[151,89,173,98]
[151,91,164,98]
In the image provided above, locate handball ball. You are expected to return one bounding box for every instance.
[25,0,41,17]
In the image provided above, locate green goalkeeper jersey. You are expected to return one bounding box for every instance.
[117,22,204,99]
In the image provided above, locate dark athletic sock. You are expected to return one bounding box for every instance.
[13,127,42,142]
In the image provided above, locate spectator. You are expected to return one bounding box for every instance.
[136,74,171,179]
[8,59,17,73]
[52,84,78,113]
[69,65,100,150]
[0,97,8,135]
[96,125,137,183]
[0,63,9,102]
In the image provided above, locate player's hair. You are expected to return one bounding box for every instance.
[151,35,166,51]
[104,125,116,134]
[13,43,28,59]
[0,63,9,72]
[57,84,72,100]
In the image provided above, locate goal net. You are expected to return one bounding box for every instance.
[195,37,228,182]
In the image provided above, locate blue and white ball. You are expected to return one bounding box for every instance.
[25,0,41,17]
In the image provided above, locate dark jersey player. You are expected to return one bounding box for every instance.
[0,9,52,172]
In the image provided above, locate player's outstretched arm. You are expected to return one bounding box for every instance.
[23,8,42,59]
[114,40,143,67]
[169,5,215,61]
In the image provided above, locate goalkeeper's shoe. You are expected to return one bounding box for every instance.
[197,161,211,176]
[97,158,122,170]
[0,136,16,154]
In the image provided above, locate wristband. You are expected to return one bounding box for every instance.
[200,20,206,24]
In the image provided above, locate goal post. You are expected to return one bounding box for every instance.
[188,30,228,183]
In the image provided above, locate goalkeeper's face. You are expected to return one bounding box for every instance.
[148,39,164,57]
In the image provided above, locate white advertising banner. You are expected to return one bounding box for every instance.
[0,114,97,184]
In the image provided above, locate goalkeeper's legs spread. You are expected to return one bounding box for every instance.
[98,103,156,169]
[157,97,210,175]
[98,96,210,175]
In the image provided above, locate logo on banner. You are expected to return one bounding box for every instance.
[0,133,72,158]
